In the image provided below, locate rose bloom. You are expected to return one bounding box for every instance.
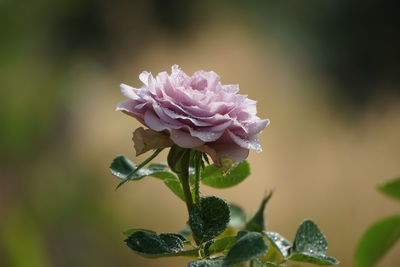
[117,65,269,166]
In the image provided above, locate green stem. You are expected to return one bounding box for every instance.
[116,148,164,189]
[198,243,205,259]
[194,151,202,204]
[178,149,193,213]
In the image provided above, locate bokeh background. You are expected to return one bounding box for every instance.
[1,1,399,266]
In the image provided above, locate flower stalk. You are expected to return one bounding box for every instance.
[194,151,202,204]
[176,149,194,213]
[110,65,340,267]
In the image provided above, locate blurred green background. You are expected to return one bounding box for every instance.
[1,1,399,266]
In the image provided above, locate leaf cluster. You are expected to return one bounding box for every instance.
[110,152,339,266]
[110,153,251,200]
[187,194,338,267]
[355,177,400,267]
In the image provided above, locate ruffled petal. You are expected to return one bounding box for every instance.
[169,129,205,148]
[116,100,145,123]
[246,119,270,136]
[120,83,140,100]
[187,126,224,142]
[139,71,151,85]
[223,84,239,94]
[117,65,269,159]
[144,110,171,131]
[228,130,262,152]
[162,107,213,127]
[152,103,184,127]
[171,64,191,87]
[215,144,249,163]
[194,143,249,167]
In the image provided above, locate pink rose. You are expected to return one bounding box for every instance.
[117,65,269,166]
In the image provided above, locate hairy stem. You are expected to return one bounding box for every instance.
[194,151,202,204]
[178,149,193,213]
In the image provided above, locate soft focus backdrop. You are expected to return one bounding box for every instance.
[1,1,399,266]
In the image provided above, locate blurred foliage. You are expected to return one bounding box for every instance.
[230,0,400,107]
[355,178,400,267]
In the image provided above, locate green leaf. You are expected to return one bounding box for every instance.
[163,178,185,201]
[201,161,250,189]
[125,230,199,258]
[228,204,246,228]
[148,162,169,169]
[377,177,400,201]
[292,220,328,254]
[261,231,292,263]
[264,232,292,258]
[110,151,164,189]
[264,262,284,267]
[245,192,273,232]
[123,228,155,237]
[189,257,224,267]
[114,149,164,189]
[223,231,268,266]
[215,226,236,239]
[151,171,177,180]
[110,155,187,200]
[288,253,339,266]
[288,220,339,265]
[203,240,215,257]
[179,225,191,237]
[254,258,284,267]
[110,155,174,181]
[355,215,400,267]
[189,196,230,244]
[206,236,236,256]
[110,155,136,179]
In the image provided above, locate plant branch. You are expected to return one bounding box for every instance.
[178,149,193,213]
[194,151,202,204]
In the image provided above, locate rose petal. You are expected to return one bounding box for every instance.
[169,129,205,148]
[152,103,184,127]
[120,84,140,100]
[144,110,180,131]
[117,65,269,164]
[116,100,145,123]
[161,105,213,127]
[195,143,249,167]
[215,144,249,164]
[171,64,191,87]
[187,126,224,142]
[139,71,151,85]
[246,119,270,136]
[223,84,239,94]
[228,130,262,152]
